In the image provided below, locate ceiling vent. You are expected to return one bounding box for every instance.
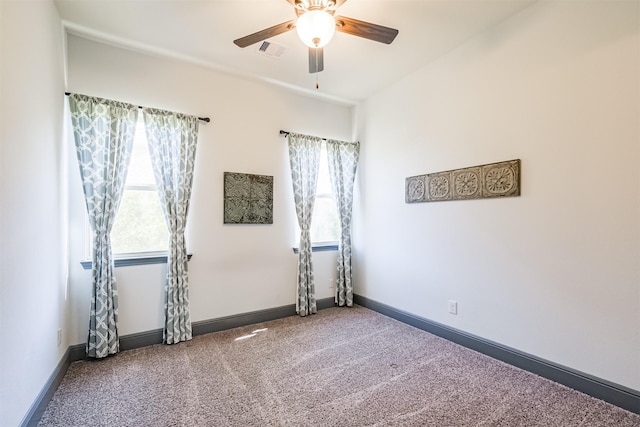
[257,41,287,59]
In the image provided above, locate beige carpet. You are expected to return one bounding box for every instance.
[39,306,639,426]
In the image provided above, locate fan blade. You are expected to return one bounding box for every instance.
[233,20,296,48]
[309,47,324,73]
[334,16,398,44]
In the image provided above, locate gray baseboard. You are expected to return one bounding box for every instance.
[353,294,640,415]
[68,343,85,363]
[20,348,72,427]
[193,296,336,336]
[119,329,164,351]
[20,297,336,427]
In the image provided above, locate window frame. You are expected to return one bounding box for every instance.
[292,141,340,251]
[111,116,169,257]
[81,116,171,267]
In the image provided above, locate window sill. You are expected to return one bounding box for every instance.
[80,253,193,270]
[292,243,338,254]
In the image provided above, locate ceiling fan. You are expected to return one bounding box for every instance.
[233,0,399,74]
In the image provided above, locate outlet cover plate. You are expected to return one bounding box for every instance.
[448,300,458,315]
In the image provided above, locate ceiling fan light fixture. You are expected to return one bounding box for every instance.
[296,10,336,48]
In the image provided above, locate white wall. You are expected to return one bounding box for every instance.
[0,1,67,426]
[66,35,352,344]
[354,0,639,391]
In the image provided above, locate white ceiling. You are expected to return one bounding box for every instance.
[55,0,536,105]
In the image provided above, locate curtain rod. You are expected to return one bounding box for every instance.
[280,131,359,146]
[279,130,327,141]
[64,92,210,123]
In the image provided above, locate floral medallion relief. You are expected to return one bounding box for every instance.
[405,160,520,203]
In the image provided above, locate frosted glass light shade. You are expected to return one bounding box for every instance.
[296,10,336,48]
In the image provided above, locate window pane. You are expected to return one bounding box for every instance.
[111,189,168,254]
[125,121,155,186]
[311,197,340,242]
[316,145,333,195]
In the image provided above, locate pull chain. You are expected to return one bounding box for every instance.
[315,47,320,90]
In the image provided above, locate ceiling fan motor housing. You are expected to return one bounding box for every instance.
[295,0,336,11]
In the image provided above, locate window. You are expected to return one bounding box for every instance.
[110,117,168,255]
[304,142,340,245]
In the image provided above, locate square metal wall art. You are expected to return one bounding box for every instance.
[405,159,520,203]
[224,172,273,224]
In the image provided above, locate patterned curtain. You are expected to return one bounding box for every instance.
[287,133,322,316]
[326,140,360,307]
[68,94,138,358]
[143,108,199,344]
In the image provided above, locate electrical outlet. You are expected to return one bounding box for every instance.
[329,279,334,289]
[57,329,62,347]
[448,300,458,315]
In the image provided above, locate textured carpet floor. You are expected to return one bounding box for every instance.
[39,306,639,426]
